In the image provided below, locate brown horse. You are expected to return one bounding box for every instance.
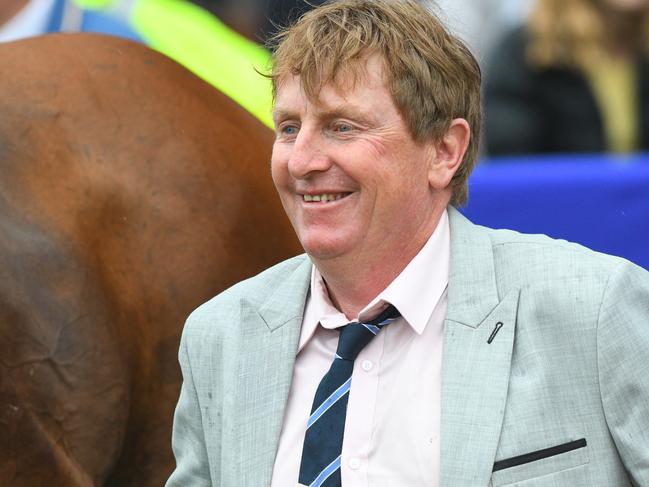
[0,33,300,486]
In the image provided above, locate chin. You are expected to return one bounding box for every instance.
[299,235,352,261]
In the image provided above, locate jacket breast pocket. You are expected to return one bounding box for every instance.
[490,439,590,486]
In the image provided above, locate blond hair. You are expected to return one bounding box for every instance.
[527,0,649,69]
[269,0,482,207]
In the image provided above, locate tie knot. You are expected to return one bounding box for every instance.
[335,304,400,361]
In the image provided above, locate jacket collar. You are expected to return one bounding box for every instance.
[237,209,520,486]
[440,207,519,486]
[258,255,312,332]
[446,206,501,327]
[232,256,311,486]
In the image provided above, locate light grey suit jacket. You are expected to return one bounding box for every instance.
[167,207,649,486]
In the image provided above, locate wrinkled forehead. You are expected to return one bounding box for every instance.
[273,53,389,108]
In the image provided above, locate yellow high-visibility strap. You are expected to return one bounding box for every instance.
[72,0,274,128]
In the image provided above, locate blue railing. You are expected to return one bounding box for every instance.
[462,153,649,270]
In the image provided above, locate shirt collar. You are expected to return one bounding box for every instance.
[298,209,450,351]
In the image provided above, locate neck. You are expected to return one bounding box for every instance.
[0,0,29,26]
[318,256,402,320]
[314,205,446,319]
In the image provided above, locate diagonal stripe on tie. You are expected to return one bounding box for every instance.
[307,377,351,429]
[310,455,341,487]
[298,304,400,487]
[363,323,381,335]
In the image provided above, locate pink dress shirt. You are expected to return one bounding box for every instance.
[271,210,450,487]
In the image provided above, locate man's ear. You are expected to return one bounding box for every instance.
[428,118,471,190]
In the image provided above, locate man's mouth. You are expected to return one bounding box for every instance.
[302,193,350,203]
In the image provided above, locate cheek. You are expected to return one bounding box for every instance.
[363,137,390,159]
[270,147,288,185]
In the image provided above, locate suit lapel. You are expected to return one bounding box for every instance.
[440,208,519,486]
[231,257,312,486]
[230,210,519,485]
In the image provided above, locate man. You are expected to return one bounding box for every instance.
[166,1,649,486]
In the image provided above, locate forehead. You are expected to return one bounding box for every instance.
[273,55,392,116]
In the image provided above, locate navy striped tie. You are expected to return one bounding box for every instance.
[298,304,400,487]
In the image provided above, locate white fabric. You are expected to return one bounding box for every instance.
[0,0,56,42]
[272,210,450,486]
[425,0,532,63]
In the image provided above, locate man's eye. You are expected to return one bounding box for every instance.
[335,123,353,133]
[280,125,298,136]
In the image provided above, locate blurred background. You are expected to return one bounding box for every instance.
[1,0,647,270]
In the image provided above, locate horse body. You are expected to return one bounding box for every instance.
[0,33,300,485]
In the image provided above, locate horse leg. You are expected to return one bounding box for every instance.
[0,214,130,486]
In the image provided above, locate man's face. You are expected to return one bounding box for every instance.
[271,56,450,265]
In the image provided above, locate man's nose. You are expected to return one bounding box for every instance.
[287,129,332,179]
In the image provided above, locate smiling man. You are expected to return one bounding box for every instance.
[271,53,470,318]
[166,1,649,486]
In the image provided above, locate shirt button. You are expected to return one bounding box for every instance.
[361,360,373,372]
[348,457,361,470]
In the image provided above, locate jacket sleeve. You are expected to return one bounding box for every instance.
[165,325,213,486]
[597,261,649,486]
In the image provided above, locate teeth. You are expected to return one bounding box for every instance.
[303,193,346,203]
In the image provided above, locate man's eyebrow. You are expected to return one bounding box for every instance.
[272,109,296,124]
[319,107,375,125]
[272,105,376,125]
